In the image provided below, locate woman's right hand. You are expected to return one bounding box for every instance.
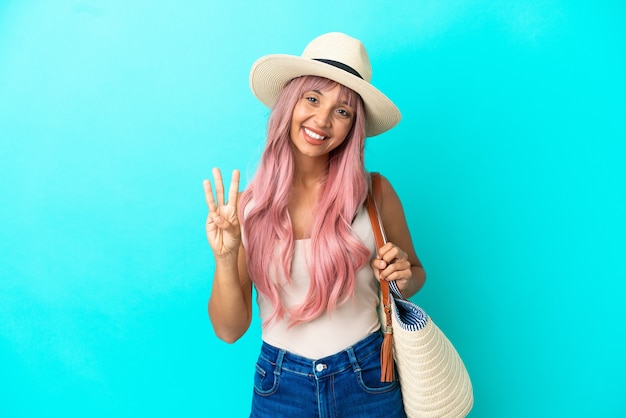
[203,168,241,258]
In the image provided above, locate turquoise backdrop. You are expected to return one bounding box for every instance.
[1,1,624,417]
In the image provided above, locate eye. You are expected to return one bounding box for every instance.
[336,108,352,119]
[305,96,318,104]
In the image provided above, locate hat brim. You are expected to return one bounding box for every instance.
[250,54,401,137]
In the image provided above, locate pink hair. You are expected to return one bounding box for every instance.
[240,76,370,325]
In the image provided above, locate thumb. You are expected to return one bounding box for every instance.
[375,258,387,270]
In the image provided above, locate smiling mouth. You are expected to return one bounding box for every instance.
[304,127,327,141]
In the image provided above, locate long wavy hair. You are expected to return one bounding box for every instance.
[240,76,371,326]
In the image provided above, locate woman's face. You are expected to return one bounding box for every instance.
[289,84,355,160]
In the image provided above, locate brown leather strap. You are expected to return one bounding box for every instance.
[366,172,395,382]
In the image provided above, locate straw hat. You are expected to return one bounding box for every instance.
[249,32,401,137]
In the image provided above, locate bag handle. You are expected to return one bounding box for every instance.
[366,172,395,382]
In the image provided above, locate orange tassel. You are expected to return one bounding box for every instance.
[380,326,395,382]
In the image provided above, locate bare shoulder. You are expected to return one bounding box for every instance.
[375,173,403,213]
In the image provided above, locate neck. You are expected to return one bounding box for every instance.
[291,153,330,189]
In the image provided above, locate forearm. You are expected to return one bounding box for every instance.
[400,265,426,299]
[208,254,252,343]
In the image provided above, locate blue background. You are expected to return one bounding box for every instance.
[1,1,624,416]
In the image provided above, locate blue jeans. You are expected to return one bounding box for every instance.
[250,331,406,418]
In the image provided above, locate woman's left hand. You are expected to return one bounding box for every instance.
[371,242,412,293]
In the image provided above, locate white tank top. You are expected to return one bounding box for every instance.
[244,204,381,359]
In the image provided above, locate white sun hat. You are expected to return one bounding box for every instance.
[249,32,401,137]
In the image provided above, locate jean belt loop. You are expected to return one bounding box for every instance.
[274,349,286,377]
[346,346,361,373]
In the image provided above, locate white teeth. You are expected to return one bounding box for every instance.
[304,127,326,140]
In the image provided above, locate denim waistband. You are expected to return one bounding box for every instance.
[259,331,382,380]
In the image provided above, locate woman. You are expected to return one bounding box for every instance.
[203,32,425,418]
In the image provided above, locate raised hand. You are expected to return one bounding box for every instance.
[203,168,241,258]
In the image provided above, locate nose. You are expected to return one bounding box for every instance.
[313,107,332,128]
